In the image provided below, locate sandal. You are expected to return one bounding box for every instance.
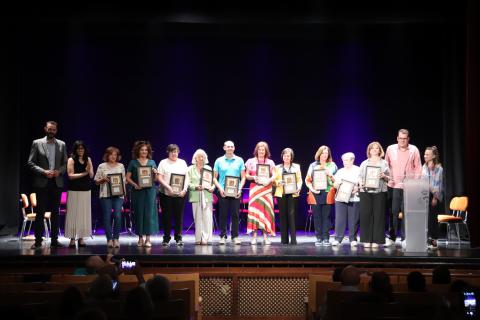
[137,238,144,247]
[144,241,152,247]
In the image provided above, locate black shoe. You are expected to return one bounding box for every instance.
[50,241,64,248]
[290,241,297,245]
[162,241,170,246]
[176,240,184,247]
[30,242,42,249]
[78,239,87,248]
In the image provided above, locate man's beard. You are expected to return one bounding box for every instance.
[46,132,56,140]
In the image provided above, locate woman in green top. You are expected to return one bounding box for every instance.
[187,149,215,245]
[125,141,159,247]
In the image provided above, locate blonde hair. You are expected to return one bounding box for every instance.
[366,141,385,158]
[191,149,209,165]
[314,145,332,162]
[341,152,355,161]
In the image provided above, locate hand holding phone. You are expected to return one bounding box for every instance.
[121,260,136,270]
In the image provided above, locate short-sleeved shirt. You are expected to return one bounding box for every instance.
[213,155,245,189]
[94,162,126,198]
[158,158,188,195]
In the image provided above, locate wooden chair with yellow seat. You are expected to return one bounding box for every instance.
[29,193,51,239]
[20,193,49,240]
[438,196,470,245]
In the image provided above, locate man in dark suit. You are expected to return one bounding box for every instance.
[27,121,67,249]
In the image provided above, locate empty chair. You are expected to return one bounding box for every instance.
[438,196,470,245]
[30,193,51,239]
[20,193,49,240]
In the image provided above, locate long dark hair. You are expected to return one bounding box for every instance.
[71,140,89,162]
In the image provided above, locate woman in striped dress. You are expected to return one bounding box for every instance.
[245,141,276,245]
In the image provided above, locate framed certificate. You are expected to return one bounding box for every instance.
[137,166,153,188]
[365,166,381,189]
[200,167,213,189]
[256,163,271,185]
[312,169,327,191]
[335,180,356,203]
[224,175,240,197]
[170,173,186,193]
[283,172,297,195]
[108,173,125,197]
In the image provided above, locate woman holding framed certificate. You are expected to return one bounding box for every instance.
[305,145,338,246]
[65,141,94,248]
[158,144,189,247]
[273,148,302,245]
[94,146,126,248]
[126,141,159,248]
[245,141,276,245]
[187,149,215,245]
[358,142,390,248]
[331,152,360,247]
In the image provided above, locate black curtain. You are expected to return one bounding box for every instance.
[0,21,20,235]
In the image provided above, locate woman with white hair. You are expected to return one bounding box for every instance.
[187,149,215,244]
[332,152,361,247]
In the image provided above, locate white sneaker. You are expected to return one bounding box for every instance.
[384,239,394,246]
[233,238,241,245]
[219,238,226,245]
[371,243,379,249]
[331,240,340,246]
[363,242,371,248]
[350,241,358,247]
[264,237,271,245]
[250,238,257,245]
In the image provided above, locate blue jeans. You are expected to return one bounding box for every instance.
[100,197,123,240]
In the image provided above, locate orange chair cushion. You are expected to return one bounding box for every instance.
[438,215,463,222]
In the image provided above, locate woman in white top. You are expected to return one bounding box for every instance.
[158,144,189,246]
[358,142,390,248]
[94,146,126,248]
[332,152,360,247]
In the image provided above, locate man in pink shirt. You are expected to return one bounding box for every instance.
[385,129,422,245]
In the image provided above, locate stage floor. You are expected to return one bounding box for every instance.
[0,231,478,269]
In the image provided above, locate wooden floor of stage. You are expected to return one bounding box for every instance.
[0,231,478,269]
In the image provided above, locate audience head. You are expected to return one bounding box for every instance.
[407,271,426,292]
[432,265,451,284]
[86,255,106,274]
[332,266,345,282]
[89,274,115,301]
[58,286,86,320]
[341,265,361,286]
[146,275,171,302]
[369,272,393,301]
[74,308,107,320]
[450,279,470,293]
[125,286,153,319]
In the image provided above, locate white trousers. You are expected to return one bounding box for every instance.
[192,201,213,243]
